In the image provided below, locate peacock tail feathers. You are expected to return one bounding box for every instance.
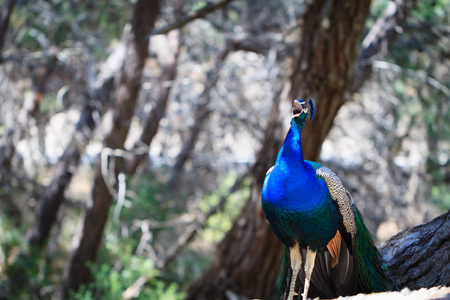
[352,205,394,293]
[278,246,290,299]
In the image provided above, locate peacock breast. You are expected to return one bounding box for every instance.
[263,194,339,249]
[262,167,339,249]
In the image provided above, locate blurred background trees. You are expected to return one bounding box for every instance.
[0,0,448,299]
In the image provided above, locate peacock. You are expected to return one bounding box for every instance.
[261,99,396,300]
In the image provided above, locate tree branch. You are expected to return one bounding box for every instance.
[379,210,450,290]
[352,0,418,93]
[152,0,234,35]
[163,169,249,268]
[168,42,233,186]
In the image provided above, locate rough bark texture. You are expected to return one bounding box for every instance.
[380,210,450,290]
[187,1,371,299]
[60,1,160,297]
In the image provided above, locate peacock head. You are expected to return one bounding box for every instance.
[292,99,314,125]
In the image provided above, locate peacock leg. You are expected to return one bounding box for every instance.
[302,246,317,300]
[288,243,302,300]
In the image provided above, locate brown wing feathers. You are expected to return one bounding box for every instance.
[327,230,342,268]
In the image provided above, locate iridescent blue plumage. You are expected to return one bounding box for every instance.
[262,118,339,250]
[261,99,395,300]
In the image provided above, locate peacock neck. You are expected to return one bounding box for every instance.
[279,120,306,165]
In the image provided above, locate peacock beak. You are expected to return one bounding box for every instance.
[292,100,308,118]
[292,99,314,121]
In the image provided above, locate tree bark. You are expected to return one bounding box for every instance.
[289,0,371,161]
[60,1,161,297]
[380,210,450,290]
[187,1,371,299]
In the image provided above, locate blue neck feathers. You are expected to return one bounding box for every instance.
[263,118,323,210]
[277,119,307,168]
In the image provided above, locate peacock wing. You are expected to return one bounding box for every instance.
[314,164,357,246]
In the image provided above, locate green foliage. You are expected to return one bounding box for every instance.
[431,184,450,211]
[192,1,209,11]
[131,175,169,219]
[10,0,130,58]
[66,174,187,299]
[165,247,213,288]
[40,93,60,114]
[389,71,449,211]
[365,0,389,28]
[120,174,174,245]
[412,0,449,20]
[200,173,250,243]
[160,173,251,288]
[0,223,43,299]
[69,241,185,300]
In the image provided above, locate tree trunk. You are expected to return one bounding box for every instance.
[60,1,161,297]
[289,0,371,161]
[187,1,371,299]
[25,27,128,249]
[26,105,97,248]
[380,210,450,290]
